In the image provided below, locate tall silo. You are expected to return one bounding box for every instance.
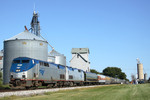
[136,58,144,80]
[3,30,48,84]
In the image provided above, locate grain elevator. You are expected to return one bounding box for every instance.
[3,11,48,84]
[70,48,90,72]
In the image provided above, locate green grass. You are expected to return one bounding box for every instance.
[0,79,10,89]
[1,84,150,100]
[0,84,10,89]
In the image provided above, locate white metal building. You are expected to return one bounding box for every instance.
[70,48,90,72]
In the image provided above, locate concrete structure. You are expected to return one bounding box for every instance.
[0,50,3,72]
[144,73,147,81]
[48,50,66,66]
[70,48,90,72]
[3,31,48,84]
[137,63,144,80]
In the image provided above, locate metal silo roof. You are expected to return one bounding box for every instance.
[5,30,45,41]
[49,49,63,56]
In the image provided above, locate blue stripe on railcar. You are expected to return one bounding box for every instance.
[49,63,65,69]
[58,65,65,69]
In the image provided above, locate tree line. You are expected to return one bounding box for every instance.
[90,67,129,81]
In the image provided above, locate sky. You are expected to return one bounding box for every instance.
[0,0,150,80]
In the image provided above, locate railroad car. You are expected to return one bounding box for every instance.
[105,76,111,84]
[97,74,106,84]
[66,67,84,86]
[85,72,99,85]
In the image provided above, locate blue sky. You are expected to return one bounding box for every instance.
[0,0,150,80]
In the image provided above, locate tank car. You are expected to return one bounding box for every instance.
[85,72,99,85]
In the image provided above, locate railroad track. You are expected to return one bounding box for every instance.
[0,86,52,92]
[0,85,106,98]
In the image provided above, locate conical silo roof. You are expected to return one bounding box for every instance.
[49,49,63,56]
[5,30,45,41]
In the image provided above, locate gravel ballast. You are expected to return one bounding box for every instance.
[0,85,104,98]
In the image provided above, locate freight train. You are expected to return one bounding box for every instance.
[9,57,125,89]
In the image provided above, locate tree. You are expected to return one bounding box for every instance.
[90,69,101,74]
[102,67,127,80]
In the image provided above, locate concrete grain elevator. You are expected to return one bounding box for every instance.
[136,58,144,80]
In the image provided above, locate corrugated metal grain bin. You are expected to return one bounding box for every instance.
[3,31,48,84]
[48,50,66,66]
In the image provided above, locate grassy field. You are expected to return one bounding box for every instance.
[1,84,150,100]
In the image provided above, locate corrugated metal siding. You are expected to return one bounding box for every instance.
[48,50,66,66]
[70,53,90,72]
[3,32,48,84]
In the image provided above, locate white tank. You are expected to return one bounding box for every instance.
[137,63,144,80]
[48,50,66,66]
[55,56,66,66]
[3,31,48,84]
